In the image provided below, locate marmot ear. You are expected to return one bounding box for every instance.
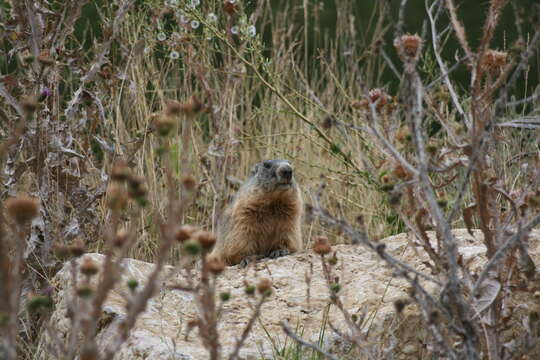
[249,163,260,177]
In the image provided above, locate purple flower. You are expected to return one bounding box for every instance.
[41,88,52,98]
[39,87,52,102]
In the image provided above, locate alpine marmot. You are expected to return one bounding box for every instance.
[210,160,303,266]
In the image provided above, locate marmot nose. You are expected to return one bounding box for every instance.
[278,165,293,181]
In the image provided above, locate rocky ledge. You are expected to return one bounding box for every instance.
[37,229,540,359]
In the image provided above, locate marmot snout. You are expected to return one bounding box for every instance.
[210,160,303,266]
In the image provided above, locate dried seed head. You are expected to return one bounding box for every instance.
[21,95,39,113]
[257,278,272,296]
[350,99,368,110]
[368,88,388,106]
[127,174,144,189]
[178,95,203,115]
[127,175,147,199]
[187,319,199,329]
[154,115,175,136]
[194,230,216,250]
[69,238,86,257]
[181,175,197,191]
[80,257,99,277]
[110,160,130,182]
[5,196,39,224]
[482,50,507,72]
[175,225,197,243]
[223,0,239,15]
[205,256,226,274]
[164,99,182,116]
[394,34,423,58]
[392,164,409,180]
[313,235,332,255]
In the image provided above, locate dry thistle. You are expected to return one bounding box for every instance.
[153,114,175,136]
[194,230,217,250]
[127,175,148,201]
[257,278,272,296]
[392,164,409,180]
[368,88,389,108]
[223,0,239,15]
[394,34,423,58]
[181,175,197,191]
[313,235,332,255]
[205,256,226,274]
[69,238,86,257]
[482,50,508,73]
[174,225,197,243]
[164,99,182,116]
[80,257,99,277]
[110,160,131,182]
[177,95,203,115]
[351,88,389,112]
[350,99,368,110]
[5,196,39,224]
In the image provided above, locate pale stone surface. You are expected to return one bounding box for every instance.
[37,229,540,359]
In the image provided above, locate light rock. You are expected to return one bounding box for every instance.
[37,229,540,359]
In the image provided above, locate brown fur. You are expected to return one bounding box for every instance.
[210,182,303,266]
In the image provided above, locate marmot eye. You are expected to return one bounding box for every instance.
[263,162,271,169]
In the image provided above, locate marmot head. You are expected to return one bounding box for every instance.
[249,160,296,192]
